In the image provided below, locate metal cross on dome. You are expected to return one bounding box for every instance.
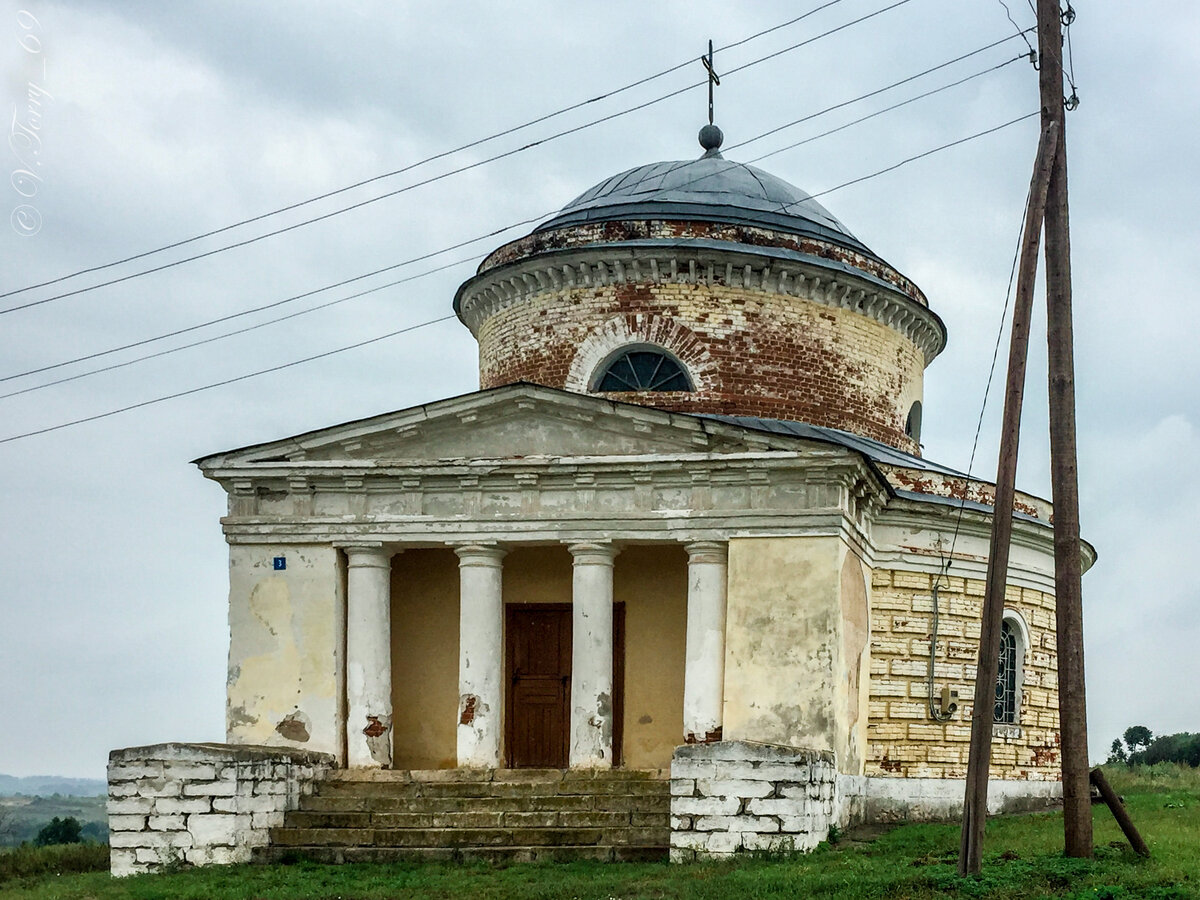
[700,39,720,125]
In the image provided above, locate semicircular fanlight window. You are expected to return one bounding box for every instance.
[596,349,692,392]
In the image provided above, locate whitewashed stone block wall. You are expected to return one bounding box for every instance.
[670,741,836,860]
[107,742,334,876]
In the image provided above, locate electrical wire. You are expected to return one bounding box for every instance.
[0,257,479,400]
[933,175,1035,596]
[0,1,849,303]
[0,316,459,446]
[5,32,1026,389]
[1,215,544,383]
[996,0,1037,58]
[0,112,1039,445]
[745,55,1026,166]
[729,30,1032,154]
[786,111,1037,211]
[1,0,914,315]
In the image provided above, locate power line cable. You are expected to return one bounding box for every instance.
[1,215,543,383]
[0,112,1039,445]
[0,0,892,311]
[0,257,479,400]
[727,30,1033,153]
[933,178,1035,592]
[787,111,1037,210]
[4,34,1027,387]
[746,54,1027,165]
[996,0,1037,58]
[0,316,458,445]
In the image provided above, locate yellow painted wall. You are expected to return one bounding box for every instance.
[502,545,573,605]
[391,549,459,769]
[614,545,687,769]
[723,536,846,755]
[226,544,344,760]
[867,569,1061,780]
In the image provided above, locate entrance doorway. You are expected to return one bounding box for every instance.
[505,603,624,768]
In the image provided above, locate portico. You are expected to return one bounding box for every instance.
[331,536,726,771]
[202,382,881,773]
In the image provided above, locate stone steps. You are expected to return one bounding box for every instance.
[259,768,670,863]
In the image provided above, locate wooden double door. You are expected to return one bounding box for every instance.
[504,603,624,768]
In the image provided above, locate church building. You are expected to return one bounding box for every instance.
[107,124,1089,871]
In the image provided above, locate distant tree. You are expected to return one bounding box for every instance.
[1123,725,1154,754]
[0,806,15,845]
[1107,738,1128,764]
[34,816,83,846]
[1129,732,1200,768]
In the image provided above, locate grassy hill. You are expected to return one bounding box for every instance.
[0,795,107,847]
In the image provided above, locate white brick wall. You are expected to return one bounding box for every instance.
[669,741,836,861]
[107,742,333,876]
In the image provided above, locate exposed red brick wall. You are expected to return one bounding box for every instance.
[476,280,925,454]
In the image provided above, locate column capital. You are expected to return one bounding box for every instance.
[568,541,619,567]
[338,543,394,569]
[684,541,728,565]
[452,542,507,566]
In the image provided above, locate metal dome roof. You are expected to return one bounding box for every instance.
[536,152,875,258]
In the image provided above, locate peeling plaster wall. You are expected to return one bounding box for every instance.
[838,552,871,775]
[723,536,847,756]
[391,549,459,769]
[226,545,344,761]
[614,545,686,769]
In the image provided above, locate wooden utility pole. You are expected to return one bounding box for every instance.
[958,120,1059,877]
[1038,0,1093,859]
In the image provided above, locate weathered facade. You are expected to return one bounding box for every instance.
[109,126,1091,872]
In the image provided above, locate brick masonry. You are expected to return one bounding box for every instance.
[473,279,925,453]
[669,741,836,860]
[867,569,1061,781]
[107,742,333,876]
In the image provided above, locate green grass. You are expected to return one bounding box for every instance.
[2,765,1196,899]
[0,842,109,884]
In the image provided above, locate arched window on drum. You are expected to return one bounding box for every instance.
[593,347,693,392]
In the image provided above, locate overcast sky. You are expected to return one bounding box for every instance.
[2,1,1196,780]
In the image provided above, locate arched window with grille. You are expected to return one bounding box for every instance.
[995,618,1020,725]
[593,347,693,392]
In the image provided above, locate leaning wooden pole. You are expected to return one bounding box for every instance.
[1089,768,1150,858]
[1038,0,1093,859]
[958,120,1059,877]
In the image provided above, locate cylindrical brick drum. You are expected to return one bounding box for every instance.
[454,137,945,454]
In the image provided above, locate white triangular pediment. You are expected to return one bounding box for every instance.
[195,384,804,469]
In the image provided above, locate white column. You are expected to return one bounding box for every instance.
[683,541,728,743]
[344,545,394,768]
[568,541,618,768]
[454,543,506,768]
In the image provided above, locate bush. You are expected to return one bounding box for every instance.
[0,841,109,884]
[34,816,82,847]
